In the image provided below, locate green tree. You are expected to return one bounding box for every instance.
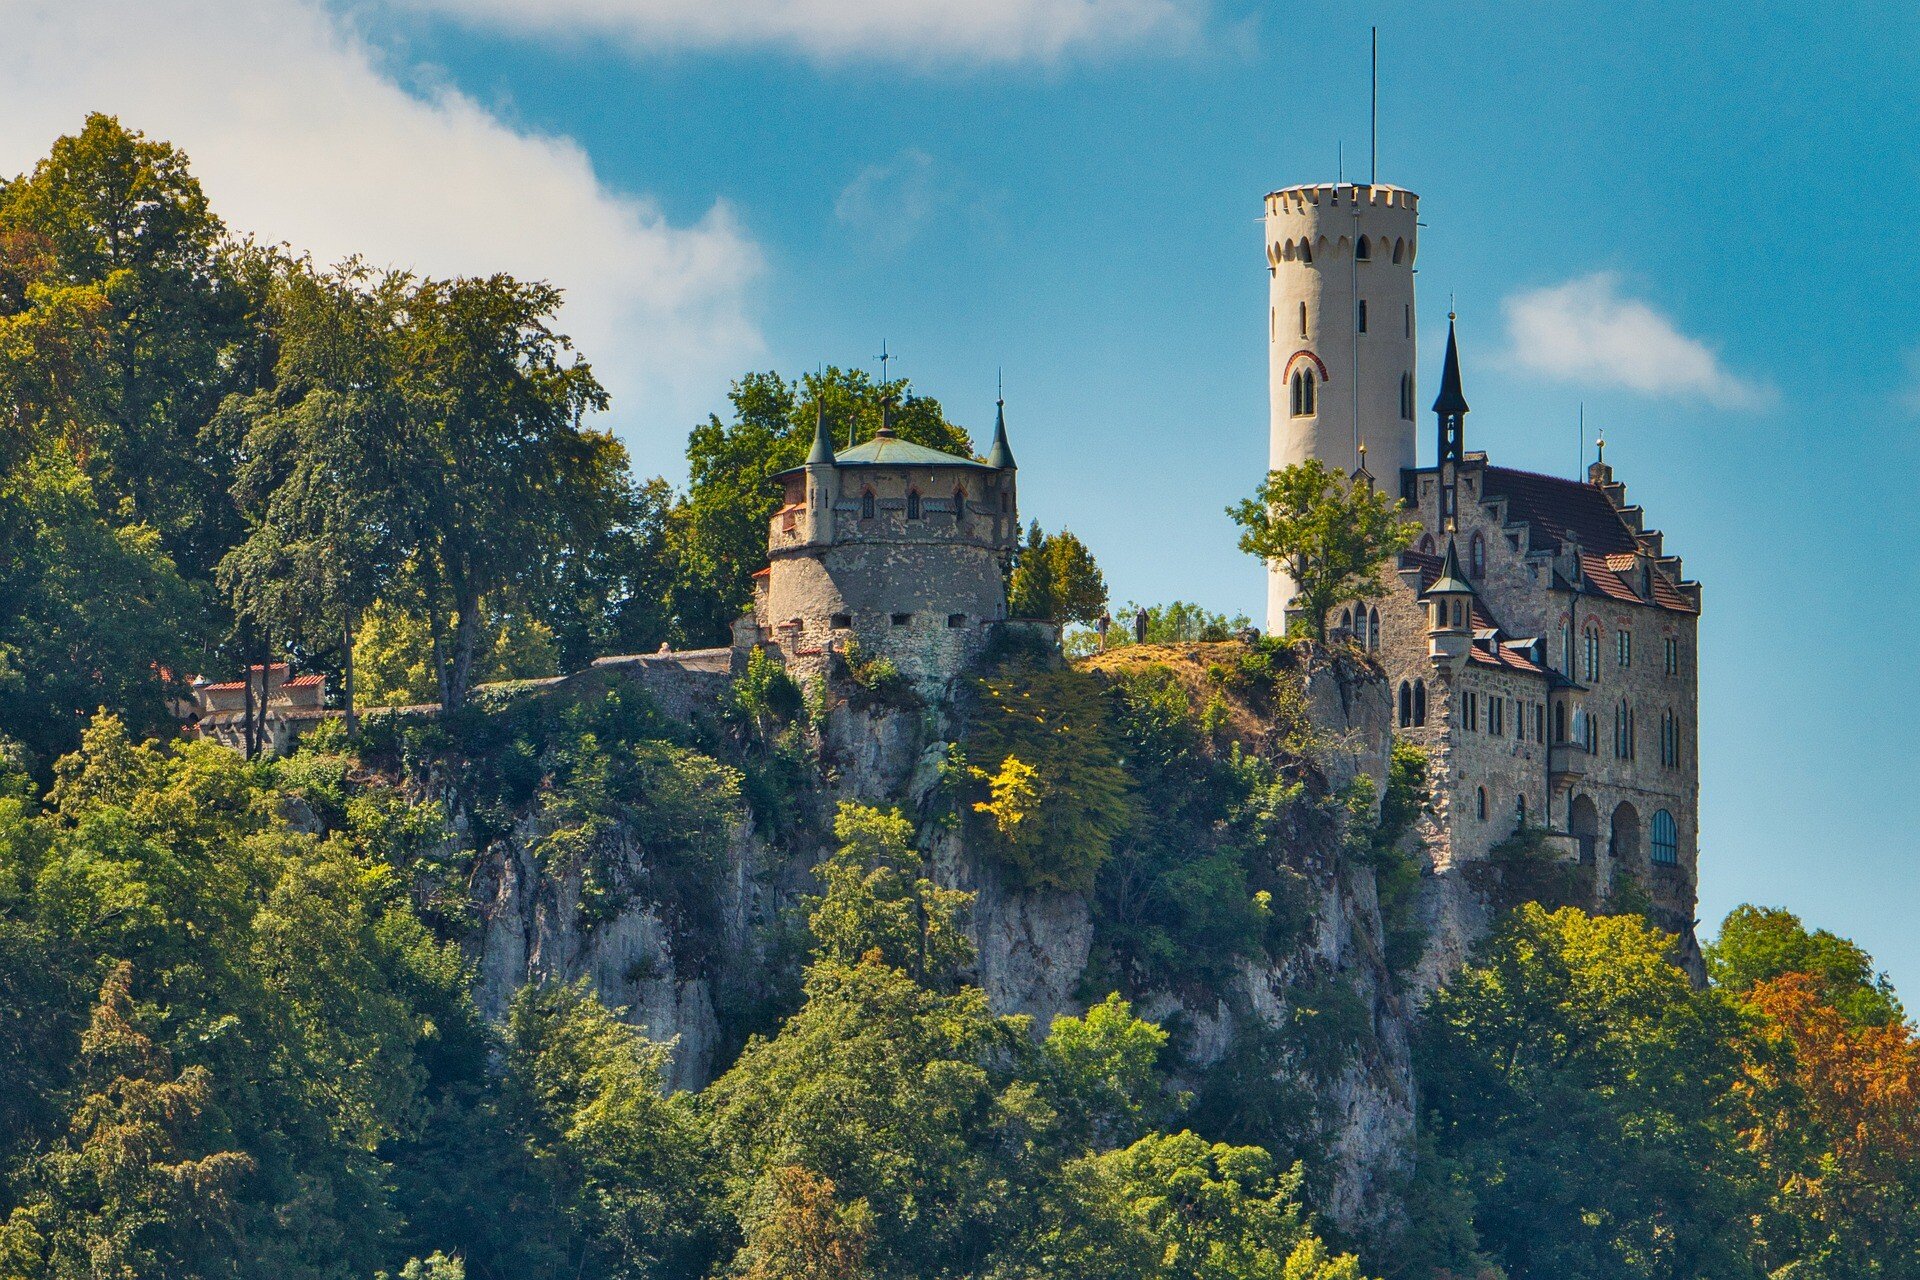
[1416,904,1761,1280]
[351,596,560,707]
[736,1166,876,1280]
[1708,903,1903,1028]
[806,802,974,986]
[1008,523,1108,626]
[1225,461,1414,640]
[963,663,1136,892]
[0,962,253,1280]
[665,368,973,646]
[0,113,264,580]
[0,451,199,764]
[1026,1132,1369,1280]
[501,980,717,1280]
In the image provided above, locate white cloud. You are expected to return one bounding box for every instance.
[835,149,951,250]
[391,0,1204,63]
[1503,272,1772,411]
[0,0,764,476]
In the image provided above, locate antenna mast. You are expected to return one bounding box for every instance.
[1371,26,1378,185]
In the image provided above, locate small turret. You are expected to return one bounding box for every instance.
[802,399,838,545]
[1426,536,1474,667]
[806,399,836,465]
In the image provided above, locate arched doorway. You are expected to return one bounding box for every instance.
[1609,801,1642,881]
[1568,794,1599,866]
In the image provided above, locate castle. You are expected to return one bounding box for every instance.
[1265,181,1702,954]
[736,399,1023,684]
[733,179,1702,958]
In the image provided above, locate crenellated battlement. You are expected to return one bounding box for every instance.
[1265,182,1419,214]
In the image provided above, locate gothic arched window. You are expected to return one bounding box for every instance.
[1398,681,1413,728]
[1469,532,1486,578]
[1356,235,1371,261]
[860,489,876,520]
[1413,679,1427,727]
[1290,368,1317,417]
[1368,607,1381,651]
[1340,608,1353,639]
[1651,810,1679,865]
[906,489,922,520]
[1419,534,1435,555]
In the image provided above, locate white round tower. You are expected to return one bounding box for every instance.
[1265,182,1419,631]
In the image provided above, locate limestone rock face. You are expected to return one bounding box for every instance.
[467,811,764,1092]
[455,643,1426,1234]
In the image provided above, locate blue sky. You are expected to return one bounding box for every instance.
[6,0,1919,995]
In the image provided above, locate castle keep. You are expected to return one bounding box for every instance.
[737,400,1021,685]
[1266,181,1703,956]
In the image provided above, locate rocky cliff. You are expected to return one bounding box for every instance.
[452,638,1427,1233]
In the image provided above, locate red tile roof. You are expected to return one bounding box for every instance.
[1480,466,1640,555]
[284,674,325,688]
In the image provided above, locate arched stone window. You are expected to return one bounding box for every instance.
[1651,810,1678,865]
[860,489,876,520]
[1290,368,1317,417]
[1476,787,1488,820]
[1356,234,1371,261]
[1398,681,1413,728]
[1419,533,1434,555]
[1340,608,1353,639]
[1413,679,1427,727]
[906,489,922,520]
[1660,709,1679,766]
[1469,532,1486,578]
[1368,607,1381,651]
[1582,625,1600,681]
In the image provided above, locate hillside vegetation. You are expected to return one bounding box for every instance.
[0,116,1917,1280]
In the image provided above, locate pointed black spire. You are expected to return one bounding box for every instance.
[1433,314,1468,417]
[806,398,835,465]
[986,392,1015,470]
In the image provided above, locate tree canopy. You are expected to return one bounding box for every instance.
[1226,461,1413,640]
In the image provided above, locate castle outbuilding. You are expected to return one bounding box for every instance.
[1264,180,1703,963]
[737,400,1021,685]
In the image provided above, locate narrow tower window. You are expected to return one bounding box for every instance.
[1404,303,1411,337]
[1357,299,1368,332]
[1400,372,1413,420]
[1299,301,1308,336]
[1368,607,1380,651]
[906,489,922,520]
[1356,235,1371,261]
[1476,787,1488,820]
[1413,679,1427,726]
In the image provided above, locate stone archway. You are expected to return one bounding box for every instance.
[1609,801,1642,884]
[1568,794,1599,866]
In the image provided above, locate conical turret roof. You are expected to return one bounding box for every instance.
[1429,538,1474,596]
[985,397,1015,469]
[1432,316,1469,417]
[806,400,835,465]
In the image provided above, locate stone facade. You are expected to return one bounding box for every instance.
[738,406,1021,689]
[1346,441,1703,962]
